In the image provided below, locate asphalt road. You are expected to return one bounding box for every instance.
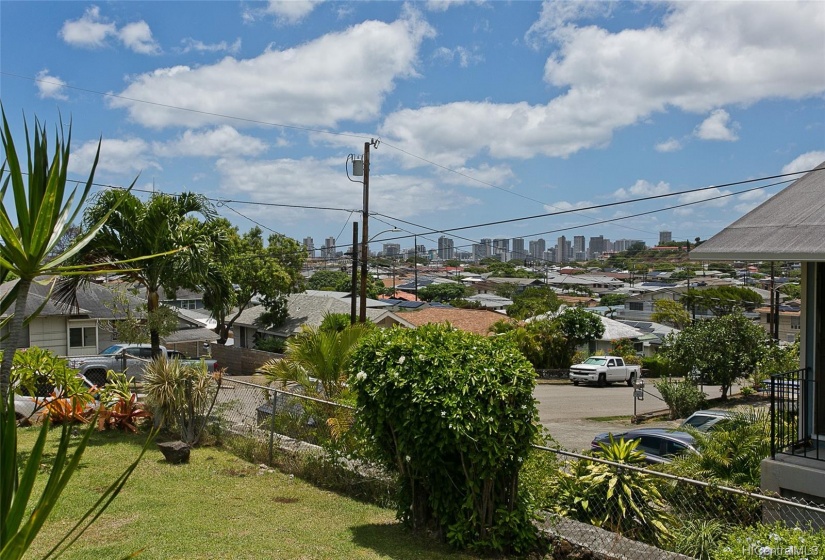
[532,379,738,452]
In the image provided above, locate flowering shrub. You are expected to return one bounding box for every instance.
[714,521,825,560]
[349,324,539,553]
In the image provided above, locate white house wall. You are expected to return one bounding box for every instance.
[28,317,67,356]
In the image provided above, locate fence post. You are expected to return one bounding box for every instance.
[770,374,776,459]
[268,390,278,466]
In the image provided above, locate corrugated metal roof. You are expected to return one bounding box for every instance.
[691,161,825,261]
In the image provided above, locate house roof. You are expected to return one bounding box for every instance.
[598,315,645,341]
[233,293,411,336]
[691,161,825,261]
[400,308,513,335]
[0,278,144,319]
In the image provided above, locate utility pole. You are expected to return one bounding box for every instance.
[351,222,359,325]
[414,234,419,301]
[360,139,379,322]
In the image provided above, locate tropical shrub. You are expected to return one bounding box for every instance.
[350,324,539,553]
[143,357,220,445]
[655,377,706,420]
[671,518,728,560]
[97,371,151,432]
[254,336,286,354]
[10,347,95,423]
[550,437,673,547]
[714,521,825,560]
[260,322,371,401]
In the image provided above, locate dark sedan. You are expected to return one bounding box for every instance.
[591,428,698,464]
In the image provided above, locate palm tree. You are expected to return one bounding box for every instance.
[260,323,372,400]
[65,190,226,357]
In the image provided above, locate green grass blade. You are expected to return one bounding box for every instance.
[4,417,51,539]
[47,429,157,559]
[0,393,20,546]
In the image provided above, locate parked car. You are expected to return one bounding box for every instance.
[591,427,698,464]
[569,356,641,387]
[13,373,96,422]
[67,344,219,386]
[680,409,735,432]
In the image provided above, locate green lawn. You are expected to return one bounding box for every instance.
[17,427,480,560]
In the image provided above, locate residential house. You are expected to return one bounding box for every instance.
[691,160,825,508]
[0,279,145,356]
[755,302,802,343]
[398,308,513,336]
[231,292,412,348]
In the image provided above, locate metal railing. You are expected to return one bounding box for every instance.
[770,367,822,461]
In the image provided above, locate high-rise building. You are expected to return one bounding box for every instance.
[511,237,526,261]
[543,248,555,263]
[573,236,585,256]
[588,236,604,259]
[320,236,336,258]
[556,235,568,263]
[659,231,672,245]
[472,243,486,262]
[479,238,492,258]
[529,238,546,261]
[614,239,645,252]
[493,238,509,261]
[303,237,315,258]
[383,243,401,257]
[438,236,455,260]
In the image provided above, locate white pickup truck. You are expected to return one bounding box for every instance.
[67,343,219,386]
[569,356,641,387]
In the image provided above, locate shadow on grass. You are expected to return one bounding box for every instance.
[350,523,474,560]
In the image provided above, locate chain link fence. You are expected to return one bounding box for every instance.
[530,445,825,559]
[213,377,825,559]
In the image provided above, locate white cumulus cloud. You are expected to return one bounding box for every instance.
[264,0,324,25]
[695,109,739,141]
[782,151,825,175]
[118,21,161,55]
[59,6,116,48]
[59,6,161,54]
[35,69,67,100]
[157,126,268,158]
[109,12,435,129]
[613,179,672,200]
[381,2,825,168]
[70,138,160,176]
[655,138,682,153]
[179,38,242,55]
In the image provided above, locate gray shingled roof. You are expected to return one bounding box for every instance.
[0,278,144,319]
[691,161,825,261]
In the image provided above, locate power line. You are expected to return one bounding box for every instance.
[7,69,812,240]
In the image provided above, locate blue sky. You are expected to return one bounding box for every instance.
[1,1,824,256]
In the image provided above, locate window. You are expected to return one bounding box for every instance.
[791,318,800,330]
[69,326,96,348]
[628,302,644,311]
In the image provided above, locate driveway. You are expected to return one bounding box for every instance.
[533,379,738,451]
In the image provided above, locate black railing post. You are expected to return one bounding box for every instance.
[771,373,776,459]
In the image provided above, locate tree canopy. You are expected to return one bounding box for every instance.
[680,286,763,317]
[660,311,769,399]
[506,285,561,320]
[651,299,691,329]
[76,190,224,357]
[417,282,469,303]
[201,223,305,342]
